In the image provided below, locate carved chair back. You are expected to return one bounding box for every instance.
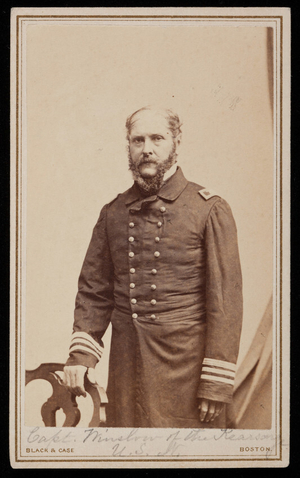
[25,363,108,427]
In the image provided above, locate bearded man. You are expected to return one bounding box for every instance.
[63,106,243,428]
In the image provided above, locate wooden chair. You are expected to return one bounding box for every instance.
[25,363,108,427]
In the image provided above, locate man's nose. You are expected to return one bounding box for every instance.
[142,138,154,155]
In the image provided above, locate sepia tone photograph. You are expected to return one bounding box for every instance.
[10,7,290,468]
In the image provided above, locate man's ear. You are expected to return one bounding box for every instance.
[175,133,182,150]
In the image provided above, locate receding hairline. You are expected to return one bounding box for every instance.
[126,106,182,138]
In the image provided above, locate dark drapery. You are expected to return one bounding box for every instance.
[226,297,272,429]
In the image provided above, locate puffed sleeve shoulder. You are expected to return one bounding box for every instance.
[197,198,243,403]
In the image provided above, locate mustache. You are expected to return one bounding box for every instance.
[137,156,158,167]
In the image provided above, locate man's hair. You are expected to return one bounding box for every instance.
[125,106,182,140]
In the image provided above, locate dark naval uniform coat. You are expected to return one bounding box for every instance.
[66,167,243,428]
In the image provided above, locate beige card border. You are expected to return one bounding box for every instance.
[10,7,290,468]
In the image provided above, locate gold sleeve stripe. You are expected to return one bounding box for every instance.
[69,344,101,362]
[203,358,237,371]
[71,332,103,354]
[201,366,235,378]
[200,374,235,385]
[70,336,103,357]
[70,341,102,361]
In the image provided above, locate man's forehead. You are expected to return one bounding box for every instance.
[130,110,171,135]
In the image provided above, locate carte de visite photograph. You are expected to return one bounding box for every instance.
[10,7,290,469]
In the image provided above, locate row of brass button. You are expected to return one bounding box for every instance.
[128,239,160,248]
[128,209,165,321]
[128,221,163,231]
[132,313,157,320]
[130,296,157,305]
[130,268,157,284]
[130,284,156,295]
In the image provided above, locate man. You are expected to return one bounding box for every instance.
[64,106,243,428]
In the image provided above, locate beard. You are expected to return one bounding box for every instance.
[128,143,177,196]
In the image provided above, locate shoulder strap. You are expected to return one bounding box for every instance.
[198,188,219,200]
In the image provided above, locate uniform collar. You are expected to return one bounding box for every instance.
[158,166,188,201]
[124,167,188,206]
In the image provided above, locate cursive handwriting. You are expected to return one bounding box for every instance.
[213,429,274,441]
[83,427,162,444]
[27,427,76,448]
[211,84,242,111]
[27,427,278,458]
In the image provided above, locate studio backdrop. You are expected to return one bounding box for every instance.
[23,22,273,427]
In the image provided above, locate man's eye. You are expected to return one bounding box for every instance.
[153,136,163,142]
[133,138,143,144]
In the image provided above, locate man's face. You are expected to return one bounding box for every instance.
[128,110,180,180]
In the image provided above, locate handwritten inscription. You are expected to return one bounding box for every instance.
[27,427,76,448]
[25,427,277,458]
[211,84,242,111]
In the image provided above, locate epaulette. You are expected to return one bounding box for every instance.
[198,188,219,200]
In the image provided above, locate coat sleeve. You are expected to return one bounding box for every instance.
[197,198,243,403]
[65,204,114,369]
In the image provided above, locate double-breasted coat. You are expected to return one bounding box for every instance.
[66,167,243,428]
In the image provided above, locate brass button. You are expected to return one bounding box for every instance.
[155,237,160,243]
[131,298,137,304]
[129,222,135,228]
[128,236,134,242]
[130,268,136,273]
[129,252,134,258]
[151,284,156,290]
[151,269,157,275]
[157,222,162,228]
[151,299,157,305]
[132,313,138,319]
[154,251,160,258]
[130,283,135,289]
[160,206,166,213]
[150,314,156,320]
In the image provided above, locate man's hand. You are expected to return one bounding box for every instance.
[198,398,224,423]
[63,365,88,397]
